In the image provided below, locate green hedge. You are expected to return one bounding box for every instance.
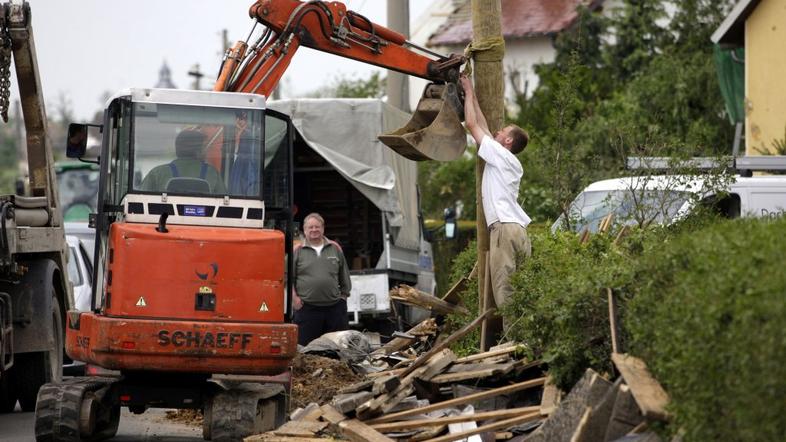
[626,217,786,441]
[443,216,786,440]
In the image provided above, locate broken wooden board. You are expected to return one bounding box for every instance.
[339,419,396,442]
[244,437,327,442]
[371,318,437,357]
[399,309,494,379]
[370,406,540,432]
[429,361,518,384]
[391,284,469,316]
[421,411,541,442]
[454,343,521,364]
[611,353,670,421]
[571,378,623,442]
[366,377,546,424]
[270,420,328,437]
[441,259,477,305]
[539,376,561,417]
[332,391,374,415]
[604,384,644,441]
[417,348,458,381]
[319,404,348,425]
[523,369,612,442]
[339,379,375,395]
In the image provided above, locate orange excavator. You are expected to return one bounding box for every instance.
[34,1,466,441]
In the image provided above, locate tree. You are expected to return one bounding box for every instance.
[308,71,386,98]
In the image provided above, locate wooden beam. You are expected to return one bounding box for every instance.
[539,376,561,416]
[441,260,477,305]
[420,411,541,442]
[391,285,469,315]
[611,353,670,421]
[370,406,539,431]
[398,309,495,379]
[338,419,396,442]
[271,420,328,437]
[319,404,348,425]
[365,377,546,424]
[454,343,520,364]
[370,318,437,357]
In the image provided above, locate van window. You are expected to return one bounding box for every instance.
[554,189,692,233]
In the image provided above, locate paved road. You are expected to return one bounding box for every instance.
[0,406,203,442]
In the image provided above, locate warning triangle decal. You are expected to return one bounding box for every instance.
[136,297,147,307]
[259,302,269,312]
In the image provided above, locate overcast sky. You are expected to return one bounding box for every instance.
[16,0,430,120]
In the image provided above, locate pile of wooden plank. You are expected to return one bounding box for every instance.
[523,353,672,442]
[246,309,554,442]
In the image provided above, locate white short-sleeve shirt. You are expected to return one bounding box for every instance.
[478,135,531,228]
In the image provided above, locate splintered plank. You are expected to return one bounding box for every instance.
[371,318,438,357]
[420,411,541,442]
[320,404,348,425]
[454,343,521,364]
[391,284,469,316]
[271,420,328,437]
[398,309,495,379]
[370,406,540,432]
[365,377,546,424]
[611,353,670,421]
[539,376,561,417]
[339,419,396,442]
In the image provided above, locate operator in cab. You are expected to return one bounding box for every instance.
[140,129,227,194]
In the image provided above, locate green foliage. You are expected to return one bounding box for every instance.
[502,230,632,389]
[443,240,480,357]
[418,148,476,220]
[625,217,786,441]
[309,72,386,99]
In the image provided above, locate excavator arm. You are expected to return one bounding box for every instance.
[215,0,467,161]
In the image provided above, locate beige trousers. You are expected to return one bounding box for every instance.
[489,222,531,310]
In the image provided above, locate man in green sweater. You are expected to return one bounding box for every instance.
[140,129,227,195]
[292,213,352,346]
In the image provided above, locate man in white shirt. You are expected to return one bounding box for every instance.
[460,75,531,327]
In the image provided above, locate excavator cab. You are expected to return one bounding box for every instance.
[37,89,298,441]
[379,81,466,162]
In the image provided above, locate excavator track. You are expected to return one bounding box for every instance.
[34,377,119,442]
[205,382,286,442]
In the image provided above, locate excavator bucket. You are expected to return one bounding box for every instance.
[379,82,466,162]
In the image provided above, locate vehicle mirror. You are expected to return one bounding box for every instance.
[66,123,88,158]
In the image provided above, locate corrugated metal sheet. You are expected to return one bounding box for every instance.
[428,0,598,46]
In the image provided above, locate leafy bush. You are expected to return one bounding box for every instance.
[443,240,480,357]
[626,217,786,441]
[502,230,633,389]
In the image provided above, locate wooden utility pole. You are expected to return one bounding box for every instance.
[471,0,505,351]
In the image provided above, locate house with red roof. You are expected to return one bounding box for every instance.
[408,0,618,110]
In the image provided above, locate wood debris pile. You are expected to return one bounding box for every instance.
[248,299,551,442]
[247,282,672,442]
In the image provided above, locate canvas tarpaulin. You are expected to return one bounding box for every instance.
[267,99,421,250]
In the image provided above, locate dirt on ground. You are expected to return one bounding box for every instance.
[290,353,363,409]
[164,409,203,427]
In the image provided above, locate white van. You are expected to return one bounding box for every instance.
[553,174,786,233]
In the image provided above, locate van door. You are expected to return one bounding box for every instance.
[745,186,786,219]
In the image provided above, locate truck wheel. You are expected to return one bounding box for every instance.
[17,295,63,412]
[0,367,17,413]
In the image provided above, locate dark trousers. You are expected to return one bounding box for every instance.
[293,299,349,346]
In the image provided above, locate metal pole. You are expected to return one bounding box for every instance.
[386,0,410,111]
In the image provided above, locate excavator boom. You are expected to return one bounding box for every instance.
[216,0,467,161]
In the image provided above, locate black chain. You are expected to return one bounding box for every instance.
[0,20,11,123]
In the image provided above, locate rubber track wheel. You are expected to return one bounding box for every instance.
[34,382,82,442]
[209,389,257,442]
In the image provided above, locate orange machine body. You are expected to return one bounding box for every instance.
[66,222,297,375]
